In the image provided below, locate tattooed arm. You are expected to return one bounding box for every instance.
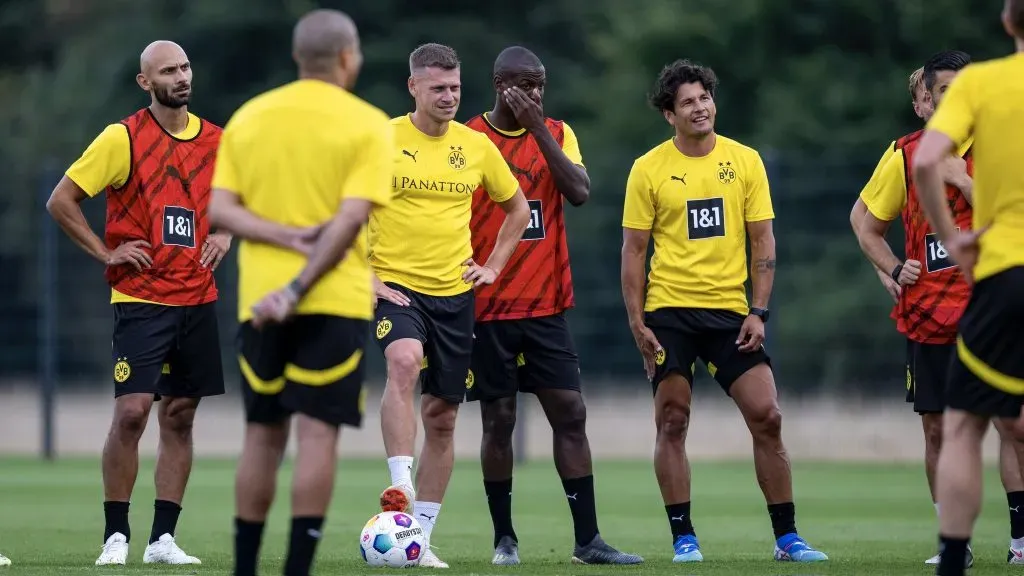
[747,219,776,309]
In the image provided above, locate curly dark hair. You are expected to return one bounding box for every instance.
[648,59,718,112]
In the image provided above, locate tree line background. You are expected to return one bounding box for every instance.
[0,0,1011,395]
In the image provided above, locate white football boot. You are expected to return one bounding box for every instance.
[0,552,10,566]
[143,534,201,564]
[419,546,449,568]
[1008,538,1024,564]
[95,533,129,565]
[380,483,416,514]
[925,543,973,568]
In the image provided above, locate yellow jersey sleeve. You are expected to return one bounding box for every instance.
[343,121,394,207]
[744,153,775,222]
[927,66,976,147]
[480,136,520,203]
[622,160,655,230]
[561,122,584,166]
[65,124,131,196]
[210,122,241,196]
[860,151,907,222]
[859,141,897,199]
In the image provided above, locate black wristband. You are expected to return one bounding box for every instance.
[891,263,904,283]
[288,277,306,300]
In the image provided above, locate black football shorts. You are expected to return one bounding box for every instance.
[905,339,952,415]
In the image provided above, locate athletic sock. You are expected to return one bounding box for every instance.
[414,501,441,542]
[283,516,324,576]
[150,500,182,544]
[1008,491,1024,539]
[937,535,969,576]
[767,502,797,539]
[561,475,599,546]
[103,501,131,543]
[935,502,941,517]
[233,517,265,576]
[484,478,516,548]
[665,502,695,542]
[387,456,414,488]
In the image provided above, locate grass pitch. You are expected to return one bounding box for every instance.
[0,457,1015,574]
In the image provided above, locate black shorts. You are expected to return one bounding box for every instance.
[466,313,581,402]
[946,267,1024,419]
[644,307,771,395]
[111,302,225,400]
[238,315,368,428]
[374,282,475,404]
[905,339,952,415]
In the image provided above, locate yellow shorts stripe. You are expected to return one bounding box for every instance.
[957,336,1024,395]
[238,355,286,395]
[161,363,171,375]
[284,349,363,387]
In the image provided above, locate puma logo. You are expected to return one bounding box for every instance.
[402,149,418,162]
[1012,506,1020,513]
[566,493,578,501]
[419,514,435,522]
[671,515,686,522]
[671,175,687,185]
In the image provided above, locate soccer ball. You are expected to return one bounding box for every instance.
[358,511,425,568]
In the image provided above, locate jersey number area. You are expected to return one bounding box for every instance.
[924,232,956,273]
[686,197,726,240]
[523,199,546,241]
[163,205,196,248]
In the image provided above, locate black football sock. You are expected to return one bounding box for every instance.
[283,516,324,576]
[937,535,969,576]
[665,502,695,542]
[767,502,797,539]
[150,500,182,544]
[103,500,131,543]
[561,475,599,546]
[484,478,517,548]
[1008,491,1024,539]
[233,517,265,576]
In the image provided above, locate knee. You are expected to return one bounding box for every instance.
[482,400,517,442]
[423,400,458,438]
[114,399,151,437]
[551,395,587,437]
[160,400,197,441]
[385,343,423,388]
[748,402,783,440]
[656,401,691,441]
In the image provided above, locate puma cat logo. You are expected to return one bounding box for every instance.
[670,175,687,185]
[402,149,418,162]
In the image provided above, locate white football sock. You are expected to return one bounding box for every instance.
[934,502,940,517]
[387,456,414,488]
[1012,537,1024,549]
[414,501,441,541]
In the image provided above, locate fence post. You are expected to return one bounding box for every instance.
[38,162,58,461]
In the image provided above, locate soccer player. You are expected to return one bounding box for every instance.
[464,46,643,566]
[912,2,1024,574]
[45,40,227,566]
[858,50,1024,567]
[372,43,531,568]
[620,59,828,564]
[850,67,933,302]
[207,10,391,576]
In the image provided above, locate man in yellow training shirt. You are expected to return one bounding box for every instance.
[371,43,530,569]
[912,2,1024,573]
[620,59,827,565]
[208,10,392,576]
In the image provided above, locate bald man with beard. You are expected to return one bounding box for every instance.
[46,40,229,566]
[209,9,392,576]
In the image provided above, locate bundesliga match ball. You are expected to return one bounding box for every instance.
[358,511,425,568]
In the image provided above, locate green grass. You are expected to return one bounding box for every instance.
[0,457,1016,574]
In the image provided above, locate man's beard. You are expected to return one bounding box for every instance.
[154,85,190,109]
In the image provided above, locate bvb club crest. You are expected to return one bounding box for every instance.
[465,369,475,389]
[376,318,392,340]
[448,145,466,171]
[114,358,132,383]
[717,161,736,184]
[654,349,666,366]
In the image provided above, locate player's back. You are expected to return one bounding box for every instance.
[944,54,1024,280]
[223,79,391,321]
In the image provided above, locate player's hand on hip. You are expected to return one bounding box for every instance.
[374,276,411,307]
[946,227,988,286]
[736,314,765,353]
[875,268,901,303]
[898,259,922,286]
[630,324,662,381]
[462,258,498,287]
[503,87,545,131]
[200,232,232,270]
[106,240,153,271]
[251,288,299,328]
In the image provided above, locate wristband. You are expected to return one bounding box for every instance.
[287,277,307,300]
[890,263,904,283]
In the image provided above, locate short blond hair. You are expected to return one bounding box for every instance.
[908,67,925,98]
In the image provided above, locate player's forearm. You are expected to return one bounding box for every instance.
[45,196,108,263]
[209,196,299,250]
[484,203,530,274]
[857,230,903,278]
[850,200,889,276]
[956,176,974,205]
[621,249,647,330]
[295,202,370,293]
[749,234,775,310]
[532,127,590,206]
